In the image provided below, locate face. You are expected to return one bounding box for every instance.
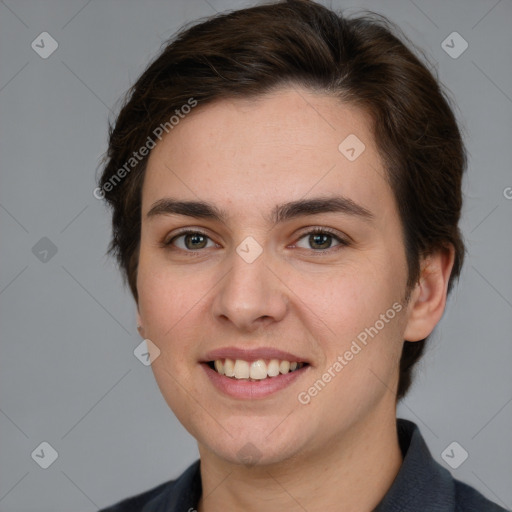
[137,87,413,466]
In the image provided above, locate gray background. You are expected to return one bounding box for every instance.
[0,0,511,510]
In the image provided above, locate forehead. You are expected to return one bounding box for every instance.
[142,87,392,222]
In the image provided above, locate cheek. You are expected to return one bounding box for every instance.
[293,257,406,393]
[298,284,404,427]
[137,251,203,331]
[295,258,402,338]
[137,261,208,420]
[136,265,203,385]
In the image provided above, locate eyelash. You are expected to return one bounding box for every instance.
[161,227,349,255]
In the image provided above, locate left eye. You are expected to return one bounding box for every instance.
[294,230,346,251]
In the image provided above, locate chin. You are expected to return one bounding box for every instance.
[196,417,313,468]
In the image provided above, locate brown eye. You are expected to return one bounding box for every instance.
[309,233,333,250]
[295,229,347,251]
[167,231,215,251]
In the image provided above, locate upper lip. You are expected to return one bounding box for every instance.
[202,346,308,363]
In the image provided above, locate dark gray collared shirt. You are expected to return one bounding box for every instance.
[99,419,508,511]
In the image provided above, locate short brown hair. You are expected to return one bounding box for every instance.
[98,0,466,400]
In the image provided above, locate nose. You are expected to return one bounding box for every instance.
[211,247,288,332]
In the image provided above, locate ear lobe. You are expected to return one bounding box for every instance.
[136,309,145,338]
[403,245,456,342]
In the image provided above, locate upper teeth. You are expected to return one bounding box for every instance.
[213,359,303,380]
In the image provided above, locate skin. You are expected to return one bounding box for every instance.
[136,87,454,512]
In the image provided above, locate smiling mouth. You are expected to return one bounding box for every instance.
[206,358,308,381]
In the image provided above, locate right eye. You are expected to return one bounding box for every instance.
[164,230,218,252]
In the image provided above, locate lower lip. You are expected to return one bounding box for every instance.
[201,363,309,399]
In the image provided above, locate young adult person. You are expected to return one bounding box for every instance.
[97,1,507,510]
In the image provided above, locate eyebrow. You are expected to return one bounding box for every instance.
[146,195,374,226]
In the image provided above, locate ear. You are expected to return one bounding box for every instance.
[403,245,455,342]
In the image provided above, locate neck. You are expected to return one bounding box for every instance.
[197,406,402,512]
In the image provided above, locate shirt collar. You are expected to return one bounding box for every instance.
[141,459,201,512]
[373,418,456,511]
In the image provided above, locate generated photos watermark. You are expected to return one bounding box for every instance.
[297,301,403,405]
[93,97,197,200]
